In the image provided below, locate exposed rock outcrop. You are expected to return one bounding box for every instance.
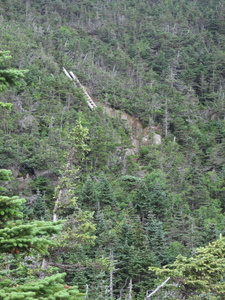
[102,104,162,153]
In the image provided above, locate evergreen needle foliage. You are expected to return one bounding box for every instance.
[149,237,225,299]
[1,0,225,298]
[0,52,84,300]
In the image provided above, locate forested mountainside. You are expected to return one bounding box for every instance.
[1,0,225,299]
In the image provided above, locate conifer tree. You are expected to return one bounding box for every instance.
[149,237,225,299]
[80,177,97,206]
[0,51,27,91]
[97,173,115,205]
[144,211,166,263]
[0,52,84,299]
[0,156,84,300]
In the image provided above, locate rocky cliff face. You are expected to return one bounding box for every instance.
[102,104,162,153]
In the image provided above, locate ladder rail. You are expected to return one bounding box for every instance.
[63,67,73,80]
[63,68,97,110]
[69,71,96,108]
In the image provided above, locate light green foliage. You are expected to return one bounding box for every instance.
[0,169,12,193]
[149,237,225,299]
[64,119,90,164]
[0,51,27,92]
[53,119,90,219]
[0,102,12,110]
[0,273,83,299]
[56,209,96,250]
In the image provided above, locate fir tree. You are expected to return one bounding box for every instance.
[149,237,225,299]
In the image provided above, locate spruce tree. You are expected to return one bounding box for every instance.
[80,177,97,206]
[97,174,115,205]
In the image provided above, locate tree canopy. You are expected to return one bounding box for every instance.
[1,0,225,298]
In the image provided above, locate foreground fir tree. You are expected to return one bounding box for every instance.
[0,170,84,299]
[149,237,225,299]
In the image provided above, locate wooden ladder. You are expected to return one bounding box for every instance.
[63,67,97,110]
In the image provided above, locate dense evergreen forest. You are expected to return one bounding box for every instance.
[1,0,225,299]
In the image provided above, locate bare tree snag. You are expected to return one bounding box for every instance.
[128,279,132,300]
[145,277,170,299]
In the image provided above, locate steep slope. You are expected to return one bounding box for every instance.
[0,1,225,299]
